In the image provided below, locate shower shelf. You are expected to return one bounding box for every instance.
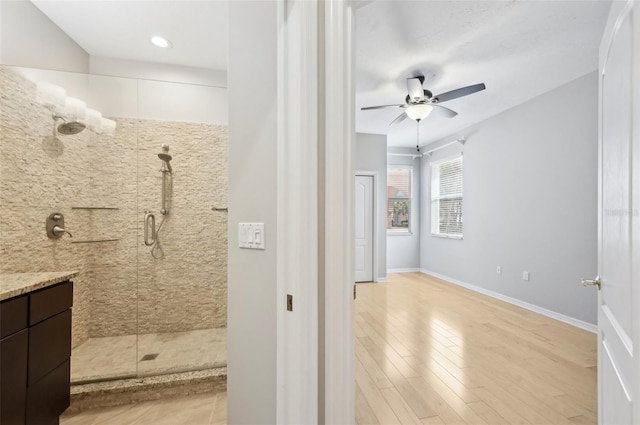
[71,239,119,244]
[72,207,119,210]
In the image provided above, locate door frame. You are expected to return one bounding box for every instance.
[356,171,378,283]
[275,0,356,423]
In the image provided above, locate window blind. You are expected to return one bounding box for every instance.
[431,156,463,238]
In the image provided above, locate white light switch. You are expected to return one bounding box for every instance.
[239,223,265,249]
[253,223,265,249]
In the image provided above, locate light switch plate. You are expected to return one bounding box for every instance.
[239,223,265,250]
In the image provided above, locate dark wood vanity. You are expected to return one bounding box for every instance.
[0,273,75,425]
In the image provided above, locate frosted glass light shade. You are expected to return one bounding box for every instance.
[36,82,66,110]
[85,108,103,131]
[406,104,433,121]
[62,97,87,121]
[99,118,117,135]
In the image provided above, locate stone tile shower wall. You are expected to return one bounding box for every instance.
[0,66,227,347]
[136,119,227,333]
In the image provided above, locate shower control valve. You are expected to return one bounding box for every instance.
[46,212,72,239]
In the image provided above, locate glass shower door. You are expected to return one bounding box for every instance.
[135,79,228,377]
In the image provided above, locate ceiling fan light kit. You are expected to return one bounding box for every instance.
[405,104,433,121]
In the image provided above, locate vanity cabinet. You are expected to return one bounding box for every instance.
[0,280,73,425]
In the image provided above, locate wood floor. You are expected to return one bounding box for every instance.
[60,392,226,425]
[355,272,597,425]
[60,271,596,424]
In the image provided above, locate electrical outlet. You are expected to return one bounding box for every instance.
[523,271,530,281]
[496,266,502,275]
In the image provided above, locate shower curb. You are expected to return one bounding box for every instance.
[66,368,226,414]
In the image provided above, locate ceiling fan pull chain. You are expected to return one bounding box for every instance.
[416,121,420,152]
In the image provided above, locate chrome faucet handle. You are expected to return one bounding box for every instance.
[52,225,72,238]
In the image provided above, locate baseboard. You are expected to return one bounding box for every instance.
[387,268,421,274]
[419,269,597,334]
[375,277,388,283]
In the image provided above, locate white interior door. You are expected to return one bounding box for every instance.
[355,175,374,282]
[596,1,639,423]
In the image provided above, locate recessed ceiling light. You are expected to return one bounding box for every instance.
[151,36,172,49]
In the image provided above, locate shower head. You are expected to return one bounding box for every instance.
[57,121,86,135]
[52,113,86,136]
[158,153,173,172]
[53,113,87,136]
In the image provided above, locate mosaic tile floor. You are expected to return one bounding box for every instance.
[71,328,227,384]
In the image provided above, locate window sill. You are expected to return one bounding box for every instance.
[431,233,463,240]
[388,230,412,236]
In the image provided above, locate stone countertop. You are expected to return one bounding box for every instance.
[0,271,79,301]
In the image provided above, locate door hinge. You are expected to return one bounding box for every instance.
[353,285,357,300]
[287,294,293,311]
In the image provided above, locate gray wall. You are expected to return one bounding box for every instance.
[388,148,421,271]
[420,71,598,324]
[0,0,89,72]
[356,133,387,280]
[227,1,277,423]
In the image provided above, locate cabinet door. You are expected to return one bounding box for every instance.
[26,359,70,425]
[28,310,71,386]
[1,329,28,424]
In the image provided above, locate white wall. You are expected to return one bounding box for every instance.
[227,1,277,423]
[388,148,421,271]
[420,71,598,324]
[356,133,387,280]
[9,65,227,125]
[89,56,226,87]
[0,0,89,72]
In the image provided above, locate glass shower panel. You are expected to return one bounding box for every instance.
[135,79,228,376]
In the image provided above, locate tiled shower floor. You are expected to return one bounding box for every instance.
[71,328,227,384]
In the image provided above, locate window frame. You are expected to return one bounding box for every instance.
[430,154,464,240]
[386,165,413,236]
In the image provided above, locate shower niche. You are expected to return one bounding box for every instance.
[0,65,228,385]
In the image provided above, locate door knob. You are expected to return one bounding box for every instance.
[582,275,601,290]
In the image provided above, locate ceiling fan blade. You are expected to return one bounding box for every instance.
[431,104,458,118]
[361,104,405,111]
[389,112,407,126]
[433,83,486,103]
[406,78,425,102]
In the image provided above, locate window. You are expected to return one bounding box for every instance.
[431,156,463,238]
[387,167,412,233]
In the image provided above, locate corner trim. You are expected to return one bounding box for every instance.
[419,269,597,334]
[276,0,319,422]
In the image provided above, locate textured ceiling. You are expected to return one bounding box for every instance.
[31,0,227,71]
[356,1,611,147]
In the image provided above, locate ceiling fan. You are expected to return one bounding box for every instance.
[361,76,486,126]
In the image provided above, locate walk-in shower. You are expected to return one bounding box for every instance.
[0,65,228,390]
